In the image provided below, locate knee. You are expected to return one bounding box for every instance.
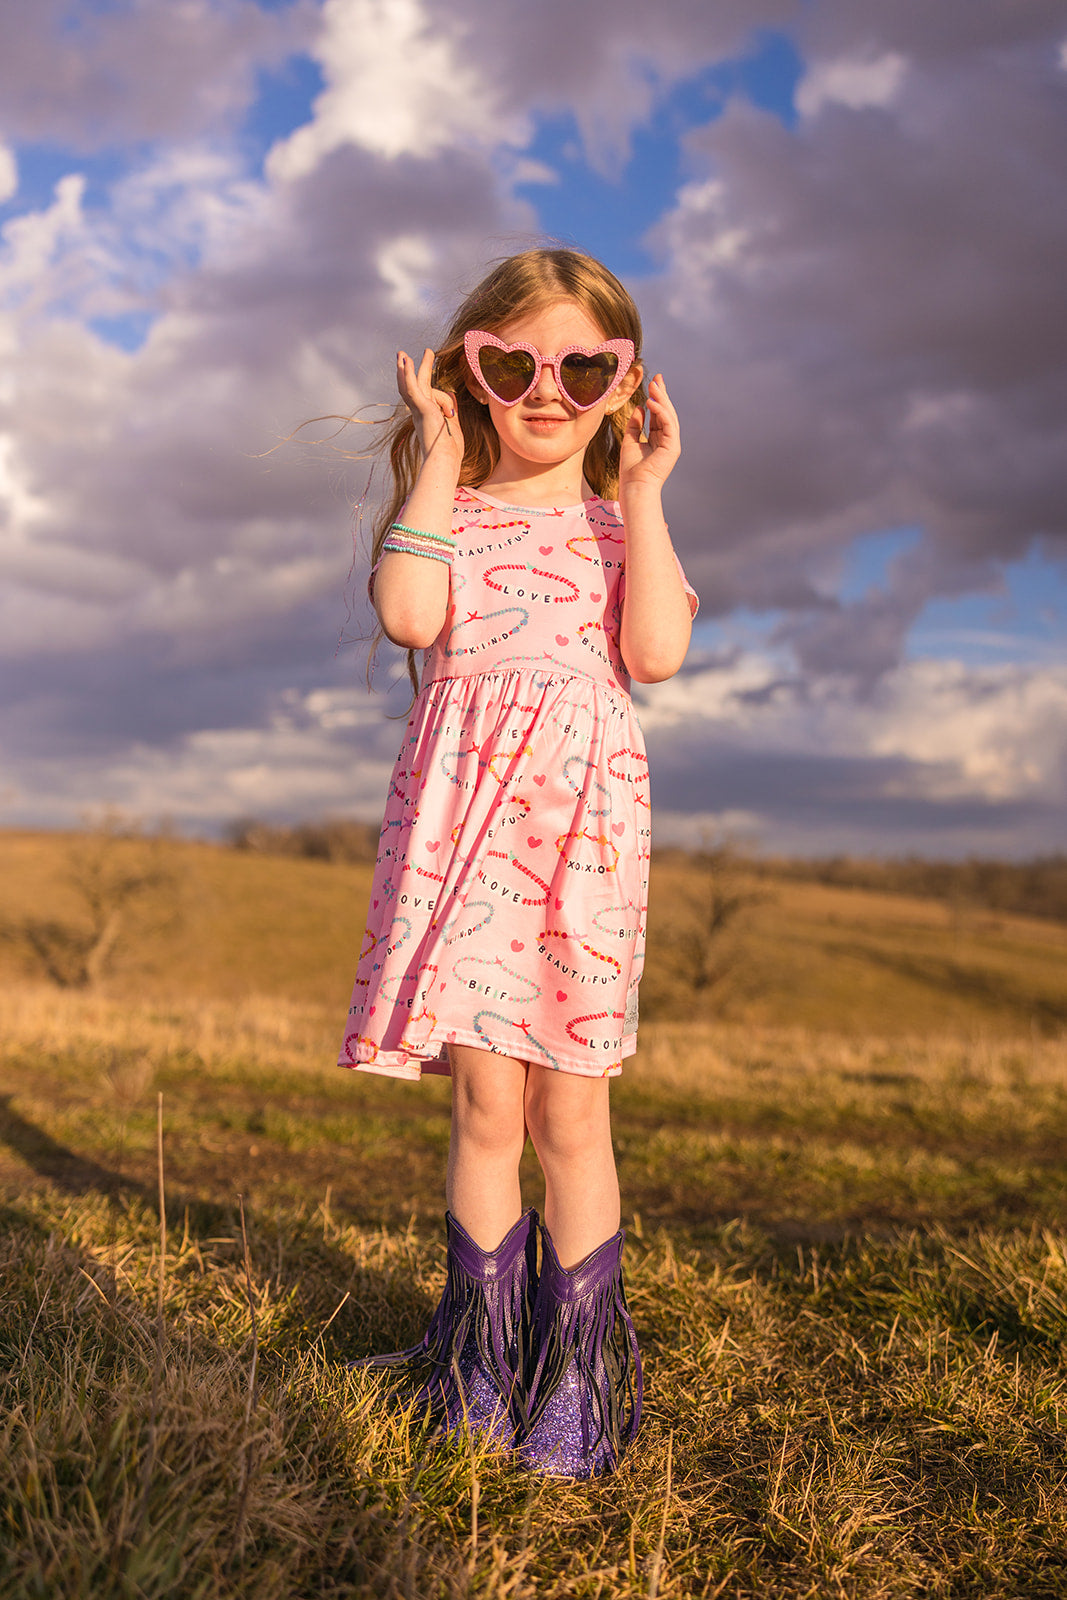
[452,1076,525,1159]
[525,1078,609,1164]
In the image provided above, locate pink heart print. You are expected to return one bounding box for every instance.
[555,634,569,646]
[427,839,440,851]
[527,835,542,848]
[511,939,524,952]
[555,897,564,910]
[539,545,553,555]
[533,774,547,787]
[590,591,602,602]
[612,822,625,836]
[556,990,567,1002]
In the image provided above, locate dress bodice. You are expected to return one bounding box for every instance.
[421,488,631,694]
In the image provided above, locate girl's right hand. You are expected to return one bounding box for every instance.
[398,348,464,469]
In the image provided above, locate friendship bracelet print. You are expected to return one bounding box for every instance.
[607,746,651,807]
[379,960,438,1008]
[562,753,612,818]
[566,525,625,562]
[483,845,551,907]
[452,955,541,1006]
[565,1007,626,1050]
[555,829,622,873]
[483,563,581,603]
[460,493,562,520]
[341,488,696,1080]
[472,1008,562,1069]
[439,896,495,946]
[443,603,530,657]
[539,924,623,977]
[591,901,644,941]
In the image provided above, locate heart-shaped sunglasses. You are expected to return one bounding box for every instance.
[463,329,636,411]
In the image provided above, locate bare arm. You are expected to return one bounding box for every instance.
[617,374,693,683]
[373,348,462,651]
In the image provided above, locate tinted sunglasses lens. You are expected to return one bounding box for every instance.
[478,345,536,402]
[559,351,619,406]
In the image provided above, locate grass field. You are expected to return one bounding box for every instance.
[2,831,1067,1597]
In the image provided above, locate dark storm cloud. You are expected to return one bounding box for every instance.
[647,731,1067,857]
[0,0,310,148]
[645,0,1067,685]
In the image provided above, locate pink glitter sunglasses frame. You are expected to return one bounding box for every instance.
[463,328,636,411]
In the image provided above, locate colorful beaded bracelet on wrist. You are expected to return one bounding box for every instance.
[391,528,454,553]
[382,521,456,566]
[382,539,453,565]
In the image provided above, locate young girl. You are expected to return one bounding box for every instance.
[340,248,696,1478]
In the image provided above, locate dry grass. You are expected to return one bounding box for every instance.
[3,978,1067,1596]
[2,828,1066,1594]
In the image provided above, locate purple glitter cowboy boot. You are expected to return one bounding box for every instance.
[357,1209,538,1444]
[517,1225,642,1478]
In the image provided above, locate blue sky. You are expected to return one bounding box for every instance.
[0,0,1065,857]
[511,30,804,276]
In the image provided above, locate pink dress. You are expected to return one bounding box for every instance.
[339,486,697,1080]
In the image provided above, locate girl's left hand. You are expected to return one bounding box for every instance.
[618,373,681,493]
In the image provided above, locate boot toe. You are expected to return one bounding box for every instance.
[517,1363,618,1478]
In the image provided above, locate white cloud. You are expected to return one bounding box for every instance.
[109,721,393,820]
[796,51,908,118]
[865,660,1067,800]
[133,554,340,638]
[505,158,558,188]
[268,0,520,179]
[0,174,92,315]
[639,651,1067,812]
[1,718,395,830]
[654,178,751,319]
[0,434,49,531]
[0,144,16,203]
[377,234,437,316]
[109,146,268,271]
[0,148,267,339]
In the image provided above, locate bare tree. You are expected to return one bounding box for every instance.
[664,844,769,996]
[2,812,179,988]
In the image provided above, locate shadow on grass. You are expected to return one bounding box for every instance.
[0,1091,253,1247]
[0,1180,492,1599]
[0,1091,136,1196]
[0,1092,445,1372]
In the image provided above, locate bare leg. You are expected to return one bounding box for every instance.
[446,1044,528,1251]
[524,1068,620,1268]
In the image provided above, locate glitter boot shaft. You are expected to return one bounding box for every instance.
[518,1225,642,1477]
[354,1209,538,1442]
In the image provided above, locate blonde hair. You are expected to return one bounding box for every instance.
[369,248,647,693]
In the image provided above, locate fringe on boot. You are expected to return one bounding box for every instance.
[517,1225,642,1477]
[355,1209,538,1444]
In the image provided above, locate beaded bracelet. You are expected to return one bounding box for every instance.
[391,521,453,545]
[382,521,456,566]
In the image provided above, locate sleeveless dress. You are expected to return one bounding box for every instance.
[338,486,697,1081]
